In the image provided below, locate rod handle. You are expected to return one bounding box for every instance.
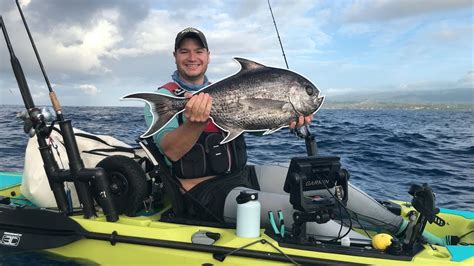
[49,91,62,113]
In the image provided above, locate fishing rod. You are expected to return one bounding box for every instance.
[267,0,317,156]
[267,0,289,69]
[0,1,118,222]
[0,15,70,211]
[15,0,62,120]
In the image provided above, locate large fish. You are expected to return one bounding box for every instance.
[123,58,324,144]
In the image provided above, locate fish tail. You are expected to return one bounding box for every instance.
[122,92,184,138]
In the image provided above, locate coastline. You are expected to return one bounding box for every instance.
[1,102,473,110]
[323,101,473,110]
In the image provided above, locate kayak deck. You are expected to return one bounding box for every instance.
[1,171,472,265]
[0,172,21,199]
[52,206,473,265]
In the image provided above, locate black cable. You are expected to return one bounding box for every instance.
[316,171,401,240]
[352,212,372,239]
[327,203,352,242]
[323,181,352,241]
[334,202,343,241]
[457,229,474,245]
[312,173,353,242]
[215,239,298,265]
[459,229,474,239]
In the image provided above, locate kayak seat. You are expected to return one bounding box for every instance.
[137,137,260,225]
[138,137,188,218]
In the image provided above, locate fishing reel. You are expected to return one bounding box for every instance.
[283,156,349,237]
[16,107,56,137]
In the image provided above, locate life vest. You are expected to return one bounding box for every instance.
[160,82,247,179]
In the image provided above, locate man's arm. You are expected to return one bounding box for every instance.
[160,92,212,161]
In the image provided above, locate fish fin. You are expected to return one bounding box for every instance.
[221,129,244,144]
[234,57,266,72]
[122,92,184,138]
[263,127,284,135]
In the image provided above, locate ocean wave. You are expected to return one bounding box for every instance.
[0,106,472,210]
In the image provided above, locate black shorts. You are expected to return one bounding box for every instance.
[184,166,259,221]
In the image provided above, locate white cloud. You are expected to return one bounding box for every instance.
[325,87,360,96]
[31,91,47,100]
[42,18,122,74]
[1,0,471,106]
[18,0,31,7]
[344,0,472,23]
[112,10,177,57]
[79,84,101,95]
[430,23,474,43]
[458,71,474,87]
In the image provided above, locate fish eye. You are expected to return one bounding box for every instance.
[305,86,314,96]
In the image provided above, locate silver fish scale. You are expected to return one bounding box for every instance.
[204,69,295,131]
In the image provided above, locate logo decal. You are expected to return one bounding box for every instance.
[1,232,21,247]
[173,88,185,96]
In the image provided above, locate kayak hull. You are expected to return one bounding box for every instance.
[1,172,472,265]
[46,211,473,265]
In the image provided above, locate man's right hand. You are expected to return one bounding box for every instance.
[161,92,213,162]
[184,92,213,125]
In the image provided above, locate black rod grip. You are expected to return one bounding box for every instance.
[59,120,84,173]
[1,16,35,109]
[79,168,119,222]
[37,137,70,213]
[10,55,35,109]
[58,120,96,218]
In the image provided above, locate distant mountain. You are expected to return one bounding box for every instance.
[327,88,473,104]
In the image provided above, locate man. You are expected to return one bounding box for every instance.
[156,27,310,188]
[145,27,312,221]
[145,27,447,245]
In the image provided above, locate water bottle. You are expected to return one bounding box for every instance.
[236,191,261,238]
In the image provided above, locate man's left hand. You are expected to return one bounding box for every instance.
[289,114,313,129]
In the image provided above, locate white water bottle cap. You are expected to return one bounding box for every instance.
[341,236,351,247]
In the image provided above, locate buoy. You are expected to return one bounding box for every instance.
[372,233,393,251]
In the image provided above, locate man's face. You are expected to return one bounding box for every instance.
[174,38,210,85]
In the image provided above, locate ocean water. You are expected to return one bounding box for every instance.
[0,105,473,263]
[0,105,472,210]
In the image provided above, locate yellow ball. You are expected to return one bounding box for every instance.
[372,233,393,251]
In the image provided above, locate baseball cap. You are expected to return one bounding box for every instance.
[174,27,208,50]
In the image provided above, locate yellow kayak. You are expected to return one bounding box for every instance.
[1,172,472,265]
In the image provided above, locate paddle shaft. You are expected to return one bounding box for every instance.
[79,230,362,265]
[0,204,359,265]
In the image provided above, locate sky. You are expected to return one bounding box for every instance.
[0,0,472,106]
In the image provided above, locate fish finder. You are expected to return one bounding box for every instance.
[283,156,350,236]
